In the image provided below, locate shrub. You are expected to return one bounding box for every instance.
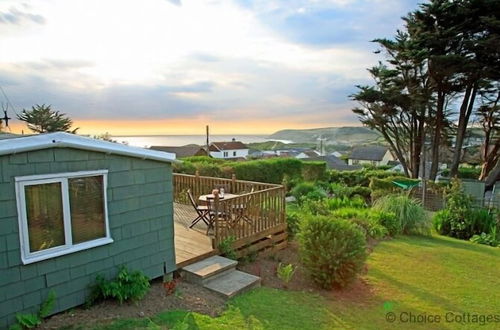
[298,215,367,289]
[331,208,391,239]
[374,210,399,237]
[218,236,237,260]
[325,196,366,210]
[329,169,402,187]
[286,211,301,238]
[329,183,371,201]
[302,161,328,181]
[231,158,303,184]
[301,199,331,216]
[373,195,431,235]
[276,263,297,288]
[291,182,326,204]
[433,209,453,235]
[441,167,481,179]
[89,267,150,304]
[435,179,497,240]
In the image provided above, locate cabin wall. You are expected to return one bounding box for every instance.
[0,148,175,328]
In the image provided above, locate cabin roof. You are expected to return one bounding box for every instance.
[0,132,177,163]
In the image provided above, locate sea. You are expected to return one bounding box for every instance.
[112,135,292,148]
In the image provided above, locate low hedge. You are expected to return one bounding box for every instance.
[174,157,329,185]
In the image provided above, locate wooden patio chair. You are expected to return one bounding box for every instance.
[231,187,255,226]
[187,189,211,230]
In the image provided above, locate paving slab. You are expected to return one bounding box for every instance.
[181,255,237,284]
[204,270,261,298]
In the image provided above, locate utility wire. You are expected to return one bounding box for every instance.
[0,85,21,117]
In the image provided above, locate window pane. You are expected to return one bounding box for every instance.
[25,183,65,252]
[69,176,106,244]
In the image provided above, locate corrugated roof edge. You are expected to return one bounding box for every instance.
[0,132,178,163]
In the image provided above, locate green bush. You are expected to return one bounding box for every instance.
[331,207,392,239]
[330,169,402,187]
[230,158,303,184]
[433,209,453,235]
[441,167,481,179]
[302,162,328,181]
[435,179,498,240]
[325,196,366,210]
[286,211,301,238]
[89,267,150,304]
[291,182,326,204]
[373,195,431,235]
[299,215,367,289]
[218,236,237,260]
[329,183,371,201]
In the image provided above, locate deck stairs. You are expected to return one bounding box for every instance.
[180,255,261,298]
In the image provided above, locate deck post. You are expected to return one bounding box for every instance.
[231,174,236,193]
[213,189,220,246]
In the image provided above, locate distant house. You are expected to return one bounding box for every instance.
[348,146,394,166]
[150,144,207,159]
[331,151,343,158]
[209,139,249,159]
[0,132,177,327]
[307,155,362,171]
[295,150,321,159]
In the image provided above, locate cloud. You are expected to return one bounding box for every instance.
[235,0,419,47]
[0,6,45,25]
[0,0,421,133]
[166,0,182,6]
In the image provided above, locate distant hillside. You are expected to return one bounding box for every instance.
[268,127,383,146]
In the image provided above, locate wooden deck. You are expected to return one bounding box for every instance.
[174,203,215,267]
[174,223,215,267]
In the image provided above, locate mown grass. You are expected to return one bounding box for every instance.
[73,234,499,330]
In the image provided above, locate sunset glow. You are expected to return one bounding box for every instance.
[0,0,419,135]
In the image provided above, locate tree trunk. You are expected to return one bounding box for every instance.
[430,91,445,180]
[485,157,500,190]
[450,82,478,177]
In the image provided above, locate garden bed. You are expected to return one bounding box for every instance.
[40,279,226,329]
[238,240,377,305]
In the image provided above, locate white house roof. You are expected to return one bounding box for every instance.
[0,132,177,163]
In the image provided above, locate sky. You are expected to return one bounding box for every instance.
[0,0,421,135]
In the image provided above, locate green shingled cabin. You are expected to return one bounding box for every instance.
[0,132,177,328]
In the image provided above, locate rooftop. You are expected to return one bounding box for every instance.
[349,145,389,161]
[0,132,177,163]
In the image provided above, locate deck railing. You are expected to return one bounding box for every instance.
[173,173,286,247]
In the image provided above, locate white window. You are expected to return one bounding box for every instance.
[223,151,228,157]
[233,151,237,157]
[15,170,112,264]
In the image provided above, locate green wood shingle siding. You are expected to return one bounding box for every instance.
[0,148,175,328]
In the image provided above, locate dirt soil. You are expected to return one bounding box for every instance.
[40,279,226,329]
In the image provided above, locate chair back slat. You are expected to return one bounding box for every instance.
[187,189,197,208]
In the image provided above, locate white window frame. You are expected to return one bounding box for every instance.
[15,170,113,264]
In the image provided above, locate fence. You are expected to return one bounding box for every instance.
[173,173,287,256]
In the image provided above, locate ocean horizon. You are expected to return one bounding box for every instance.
[112,134,291,148]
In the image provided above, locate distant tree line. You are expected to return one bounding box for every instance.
[352,0,499,187]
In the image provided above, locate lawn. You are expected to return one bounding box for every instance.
[72,234,500,330]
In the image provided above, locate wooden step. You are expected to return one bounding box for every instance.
[181,255,237,284]
[203,270,261,299]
